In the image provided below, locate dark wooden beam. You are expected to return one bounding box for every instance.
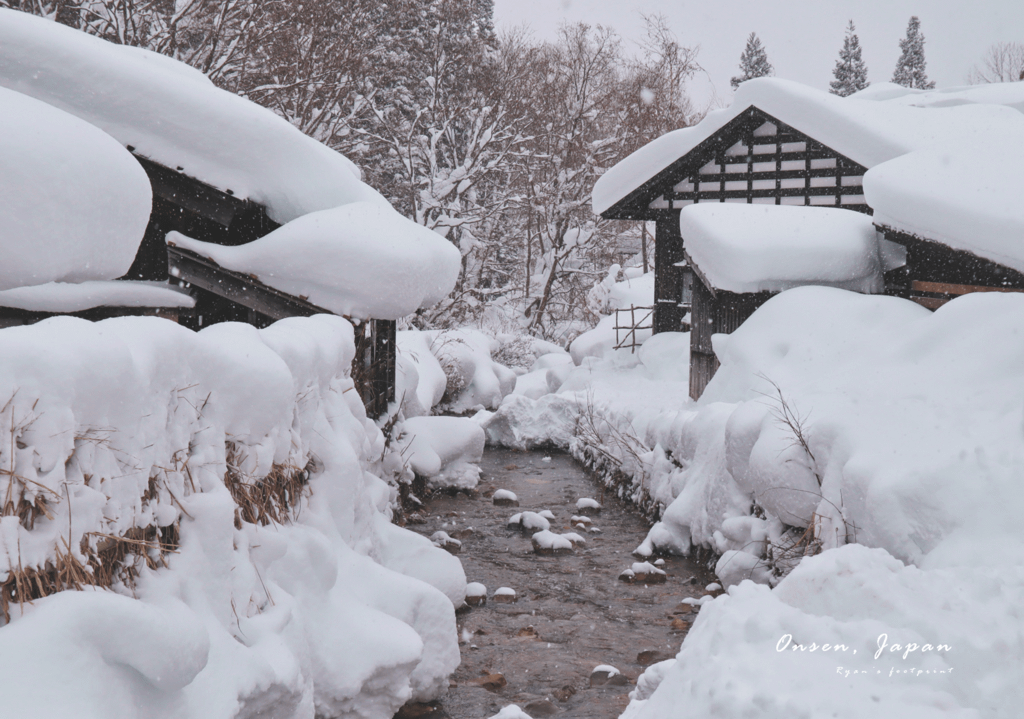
[167,244,333,321]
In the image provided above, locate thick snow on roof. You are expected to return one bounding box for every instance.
[0,86,151,290]
[865,142,1024,274]
[0,9,385,224]
[852,81,1024,113]
[594,78,1024,215]
[0,281,194,312]
[168,202,461,320]
[680,204,886,294]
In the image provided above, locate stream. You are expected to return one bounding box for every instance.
[400,449,716,719]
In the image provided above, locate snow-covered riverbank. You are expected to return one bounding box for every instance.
[0,315,464,719]
[479,281,1024,718]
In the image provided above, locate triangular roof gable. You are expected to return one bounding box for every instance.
[601,105,867,220]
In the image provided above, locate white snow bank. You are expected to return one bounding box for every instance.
[628,544,1022,719]
[0,9,384,224]
[425,329,518,412]
[570,271,655,364]
[167,202,460,320]
[865,142,1024,275]
[594,77,1024,215]
[397,416,485,489]
[0,280,194,312]
[0,86,151,290]
[0,313,463,718]
[680,204,894,294]
[620,287,1024,718]
[397,330,449,417]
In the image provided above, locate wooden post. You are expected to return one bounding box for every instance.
[653,216,685,334]
[640,222,649,274]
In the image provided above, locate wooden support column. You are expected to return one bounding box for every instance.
[653,214,685,334]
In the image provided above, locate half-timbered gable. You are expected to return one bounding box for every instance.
[614,107,870,219]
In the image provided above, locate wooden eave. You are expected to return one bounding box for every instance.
[600,105,867,221]
[133,153,280,243]
[167,244,333,321]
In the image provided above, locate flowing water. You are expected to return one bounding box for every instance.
[400,449,716,719]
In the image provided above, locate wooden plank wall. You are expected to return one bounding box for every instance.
[654,217,687,333]
[689,280,772,400]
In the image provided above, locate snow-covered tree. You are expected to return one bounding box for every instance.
[891,16,935,89]
[829,20,869,96]
[968,42,1024,84]
[730,32,773,89]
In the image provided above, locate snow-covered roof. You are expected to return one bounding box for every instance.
[0,281,194,312]
[0,9,385,225]
[0,85,151,291]
[168,202,462,320]
[865,142,1024,275]
[679,204,892,295]
[594,78,1024,217]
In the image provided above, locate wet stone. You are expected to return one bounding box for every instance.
[466,673,507,692]
[589,668,628,687]
[636,650,674,666]
[395,701,449,719]
[523,699,559,717]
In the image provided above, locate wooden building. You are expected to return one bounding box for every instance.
[129,155,397,419]
[597,104,871,335]
[686,255,773,399]
[677,203,895,400]
[875,226,1024,310]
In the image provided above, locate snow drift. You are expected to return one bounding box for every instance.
[167,202,461,320]
[0,8,384,224]
[0,314,463,719]
[0,86,151,290]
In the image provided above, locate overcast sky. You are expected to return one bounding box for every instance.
[493,0,1024,109]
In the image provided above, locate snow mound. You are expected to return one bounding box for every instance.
[397,330,449,417]
[167,202,460,320]
[570,272,655,363]
[679,204,894,294]
[427,329,518,412]
[0,9,384,224]
[396,416,485,490]
[628,544,1021,719]
[0,314,463,717]
[0,86,151,290]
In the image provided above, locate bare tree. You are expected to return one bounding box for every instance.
[968,41,1024,84]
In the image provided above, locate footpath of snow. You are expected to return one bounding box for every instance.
[0,9,385,224]
[680,204,896,294]
[167,202,461,320]
[0,85,151,290]
[865,141,1024,275]
[0,314,464,719]
[485,286,1024,718]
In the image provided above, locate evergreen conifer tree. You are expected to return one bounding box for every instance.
[892,16,935,89]
[829,20,869,96]
[730,32,773,89]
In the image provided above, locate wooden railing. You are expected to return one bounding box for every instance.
[613,305,654,353]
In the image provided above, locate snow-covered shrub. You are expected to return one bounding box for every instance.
[0,314,464,718]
